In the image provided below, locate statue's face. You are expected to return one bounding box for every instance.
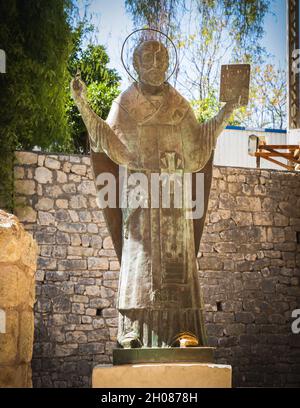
[134,41,169,86]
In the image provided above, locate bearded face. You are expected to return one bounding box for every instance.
[133,41,169,86]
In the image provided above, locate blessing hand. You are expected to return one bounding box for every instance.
[70,71,87,101]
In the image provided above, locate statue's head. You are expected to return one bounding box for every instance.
[133,40,169,86]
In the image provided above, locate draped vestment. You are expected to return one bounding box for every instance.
[89,82,224,347]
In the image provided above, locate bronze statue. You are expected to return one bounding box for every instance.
[71,36,249,349]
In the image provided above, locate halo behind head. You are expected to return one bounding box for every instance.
[121,28,178,83]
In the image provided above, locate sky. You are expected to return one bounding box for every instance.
[79,0,287,91]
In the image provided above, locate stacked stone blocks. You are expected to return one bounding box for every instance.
[0,210,37,387]
[14,151,300,387]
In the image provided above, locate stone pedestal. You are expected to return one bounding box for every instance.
[0,211,38,387]
[113,347,215,365]
[92,363,232,388]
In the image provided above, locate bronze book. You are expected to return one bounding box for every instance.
[220,64,250,106]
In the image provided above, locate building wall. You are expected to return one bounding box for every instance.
[14,151,300,388]
[214,127,288,169]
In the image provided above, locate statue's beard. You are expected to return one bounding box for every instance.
[140,68,166,86]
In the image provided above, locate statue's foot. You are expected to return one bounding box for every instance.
[118,332,142,349]
[171,331,199,347]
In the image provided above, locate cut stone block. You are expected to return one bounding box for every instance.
[92,363,232,388]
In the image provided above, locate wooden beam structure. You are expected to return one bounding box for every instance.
[254,141,300,170]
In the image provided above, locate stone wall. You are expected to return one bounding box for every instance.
[0,210,37,387]
[14,151,300,388]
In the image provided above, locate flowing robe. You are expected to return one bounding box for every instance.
[79,82,228,347]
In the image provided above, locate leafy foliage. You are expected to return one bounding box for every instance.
[190,91,220,123]
[66,43,121,153]
[0,0,76,210]
[0,1,122,208]
[0,0,75,151]
[125,0,285,129]
[125,0,183,37]
[125,0,271,57]
[232,63,287,129]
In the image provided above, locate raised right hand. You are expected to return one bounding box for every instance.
[70,76,87,101]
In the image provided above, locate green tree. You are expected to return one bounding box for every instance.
[125,0,183,37]
[0,0,76,150]
[0,1,121,209]
[190,90,220,123]
[66,42,121,153]
[0,0,76,210]
[125,0,271,59]
[125,0,286,129]
[191,90,244,126]
[232,63,287,129]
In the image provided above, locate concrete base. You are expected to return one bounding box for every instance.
[92,363,232,388]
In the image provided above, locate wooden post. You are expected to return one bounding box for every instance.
[288,0,300,130]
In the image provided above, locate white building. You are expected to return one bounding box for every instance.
[215,126,291,170]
